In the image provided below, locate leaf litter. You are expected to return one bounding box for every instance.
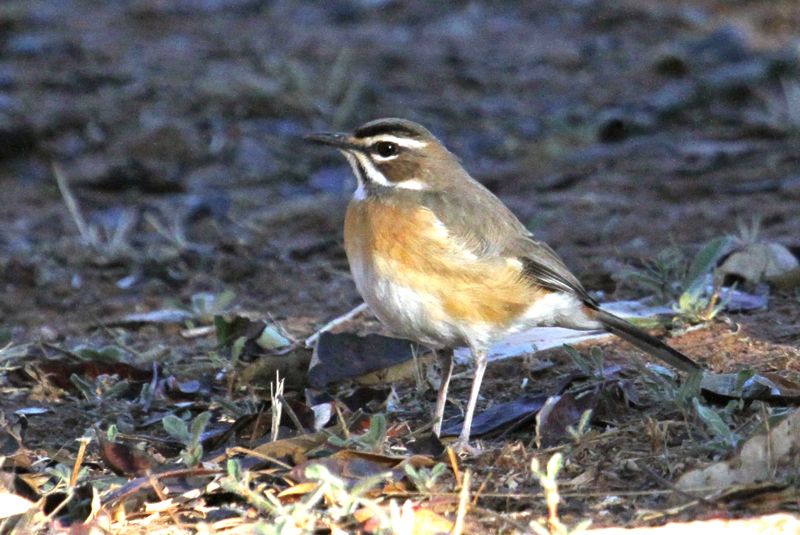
[2,0,800,533]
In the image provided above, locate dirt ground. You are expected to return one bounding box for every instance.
[1,0,800,532]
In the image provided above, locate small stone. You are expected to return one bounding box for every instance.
[718,242,800,286]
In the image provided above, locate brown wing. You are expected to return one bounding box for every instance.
[415,171,596,305]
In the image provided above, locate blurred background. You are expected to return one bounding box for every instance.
[1,0,799,333]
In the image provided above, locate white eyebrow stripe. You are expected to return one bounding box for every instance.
[361,135,429,149]
[395,179,428,190]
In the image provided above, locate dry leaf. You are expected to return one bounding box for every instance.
[0,491,36,519]
[677,408,800,491]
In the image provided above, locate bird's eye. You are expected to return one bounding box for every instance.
[373,141,398,158]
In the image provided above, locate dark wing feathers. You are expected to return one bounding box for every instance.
[519,253,596,305]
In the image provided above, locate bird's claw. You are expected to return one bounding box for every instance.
[449,439,483,458]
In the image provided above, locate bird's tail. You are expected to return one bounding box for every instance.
[588,307,701,373]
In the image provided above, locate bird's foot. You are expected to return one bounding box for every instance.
[449,438,483,458]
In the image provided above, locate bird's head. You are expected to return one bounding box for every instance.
[306,118,459,197]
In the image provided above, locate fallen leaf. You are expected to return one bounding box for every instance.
[277,481,320,499]
[677,407,800,491]
[0,491,36,519]
[361,500,454,535]
[107,309,194,327]
[440,393,548,438]
[535,390,599,448]
[97,431,160,477]
[245,431,329,465]
[308,332,427,388]
[701,371,800,403]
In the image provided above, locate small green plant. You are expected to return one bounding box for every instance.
[0,335,29,373]
[692,397,740,450]
[563,345,604,378]
[643,368,742,452]
[189,291,236,323]
[70,374,132,403]
[54,164,136,259]
[404,462,448,494]
[566,409,593,444]
[327,413,388,453]
[43,463,83,493]
[672,283,728,324]
[619,246,688,303]
[529,453,590,535]
[619,237,733,325]
[675,369,703,411]
[162,411,212,467]
[221,458,394,533]
[144,210,190,251]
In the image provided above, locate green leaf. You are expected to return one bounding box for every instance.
[305,463,334,482]
[214,315,230,346]
[106,424,118,442]
[214,290,236,311]
[70,374,97,401]
[190,411,212,446]
[182,444,203,467]
[546,452,563,479]
[0,329,12,348]
[231,336,247,363]
[227,458,242,481]
[404,463,419,479]
[162,414,191,443]
[255,325,290,351]
[101,380,130,400]
[431,462,447,478]
[326,434,347,447]
[97,345,125,362]
[678,369,704,405]
[682,236,733,295]
[692,397,738,448]
[360,413,387,449]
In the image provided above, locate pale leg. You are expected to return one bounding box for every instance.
[432,350,454,437]
[457,348,488,446]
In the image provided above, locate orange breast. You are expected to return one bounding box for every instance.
[344,198,548,334]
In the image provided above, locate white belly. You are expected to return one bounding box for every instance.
[349,257,462,348]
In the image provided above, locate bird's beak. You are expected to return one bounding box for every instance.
[304,132,361,152]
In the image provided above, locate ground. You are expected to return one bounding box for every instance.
[1,0,800,533]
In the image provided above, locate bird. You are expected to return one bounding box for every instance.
[306,118,701,450]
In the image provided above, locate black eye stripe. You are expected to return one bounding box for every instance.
[354,158,368,181]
